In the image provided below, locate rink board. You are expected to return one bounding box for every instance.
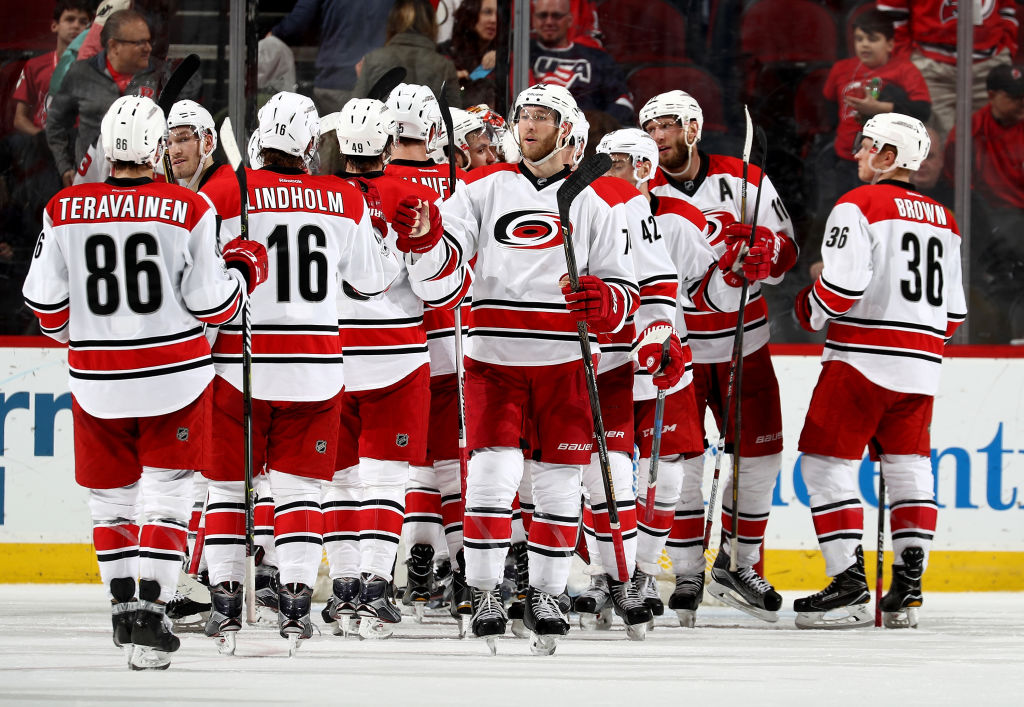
[1,340,1022,588]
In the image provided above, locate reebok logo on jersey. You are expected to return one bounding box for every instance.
[176,427,189,442]
[315,440,327,454]
[493,209,566,250]
[396,434,409,447]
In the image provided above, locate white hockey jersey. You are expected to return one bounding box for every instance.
[806,181,967,395]
[201,165,401,401]
[23,177,245,418]
[650,152,798,363]
[411,162,638,367]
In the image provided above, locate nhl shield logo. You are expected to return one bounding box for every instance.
[396,433,409,448]
[315,440,327,454]
[176,427,189,442]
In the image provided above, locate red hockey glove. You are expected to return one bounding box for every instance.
[560,274,626,333]
[394,197,443,253]
[718,224,778,286]
[794,284,815,332]
[633,321,689,389]
[223,237,268,295]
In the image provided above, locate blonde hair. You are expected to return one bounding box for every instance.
[386,0,438,43]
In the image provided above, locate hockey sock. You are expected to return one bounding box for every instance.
[269,470,323,588]
[580,501,602,573]
[802,454,864,576]
[718,453,779,567]
[204,480,247,585]
[89,485,141,595]
[511,497,527,544]
[464,447,522,589]
[403,465,443,548]
[528,462,584,595]
[435,458,465,560]
[637,454,686,576]
[358,458,408,581]
[519,460,536,533]
[138,468,193,602]
[187,474,208,567]
[881,454,937,572]
[254,474,277,568]
[323,465,361,580]
[582,451,637,577]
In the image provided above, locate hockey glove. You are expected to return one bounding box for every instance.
[794,284,815,333]
[718,223,778,286]
[394,197,443,253]
[223,237,269,295]
[95,0,131,26]
[350,177,388,237]
[560,275,626,334]
[633,321,688,389]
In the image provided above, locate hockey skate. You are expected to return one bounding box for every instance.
[633,569,664,619]
[321,576,360,637]
[880,547,925,629]
[608,576,652,640]
[129,582,180,670]
[470,587,507,655]
[430,557,453,610]
[574,573,612,631]
[403,543,435,622]
[506,542,530,638]
[356,575,402,639]
[707,551,782,623]
[109,578,136,649]
[166,571,211,630]
[524,586,569,656]
[794,546,872,630]
[254,562,280,624]
[205,582,242,654]
[277,583,313,656]
[669,573,705,627]
[449,568,473,638]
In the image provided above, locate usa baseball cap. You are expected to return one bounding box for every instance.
[986,64,1024,98]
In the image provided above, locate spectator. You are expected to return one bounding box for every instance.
[438,0,498,107]
[12,1,92,136]
[46,9,198,187]
[529,0,633,124]
[271,0,394,115]
[817,8,931,213]
[353,0,462,109]
[943,64,1024,342]
[877,0,1017,139]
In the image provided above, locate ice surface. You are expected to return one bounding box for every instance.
[0,585,1021,705]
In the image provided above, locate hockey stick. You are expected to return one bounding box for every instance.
[220,118,257,624]
[436,82,469,484]
[702,107,754,554]
[557,152,629,583]
[367,66,407,102]
[875,471,886,627]
[157,54,200,183]
[643,340,672,523]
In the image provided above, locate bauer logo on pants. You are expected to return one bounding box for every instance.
[315,440,327,454]
[396,434,409,447]
[176,427,189,442]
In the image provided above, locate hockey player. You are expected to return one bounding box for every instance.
[319,98,451,639]
[198,91,401,653]
[792,114,965,630]
[167,100,230,192]
[385,83,464,198]
[642,90,796,621]
[449,107,497,170]
[410,83,637,655]
[22,95,268,669]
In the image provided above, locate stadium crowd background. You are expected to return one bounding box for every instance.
[1,0,1021,345]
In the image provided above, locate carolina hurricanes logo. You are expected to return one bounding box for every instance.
[940,0,996,23]
[493,209,567,250]
[704,210,738,247]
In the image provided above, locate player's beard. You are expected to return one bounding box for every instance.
[520,128,560,163]
[659,134,690,173]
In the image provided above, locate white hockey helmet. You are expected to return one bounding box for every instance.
[167,99,216,150]
[449,108,486,165]
[510,83,578,166]
[257,91,320,168]
[247,131,263,168]
[333,98,398,157]
[859,112,930,171]
[596,128,660,187]
[100,95,167,167]
[639,90,704,144]
[386,83,442,149]
[568,108,590,167]
[466,104,518,163]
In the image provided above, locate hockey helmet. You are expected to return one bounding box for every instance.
[639,90,703,144]
[858,112,930,171]
[386,83,442,149]
[466,104,517,162]
[568,108,590,167]
[257,91,320,168]
[247,131,263,169]
[510,83,578,166]
[449,108,486,165]
[332,98,399,157]
[167,99,217,151]
[100,95,167,167]
[596,128,660,187]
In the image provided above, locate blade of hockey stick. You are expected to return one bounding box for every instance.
[367,66,407,101]
[157,54,200,183]
[555,151,629,581]
[220,117,242,169]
